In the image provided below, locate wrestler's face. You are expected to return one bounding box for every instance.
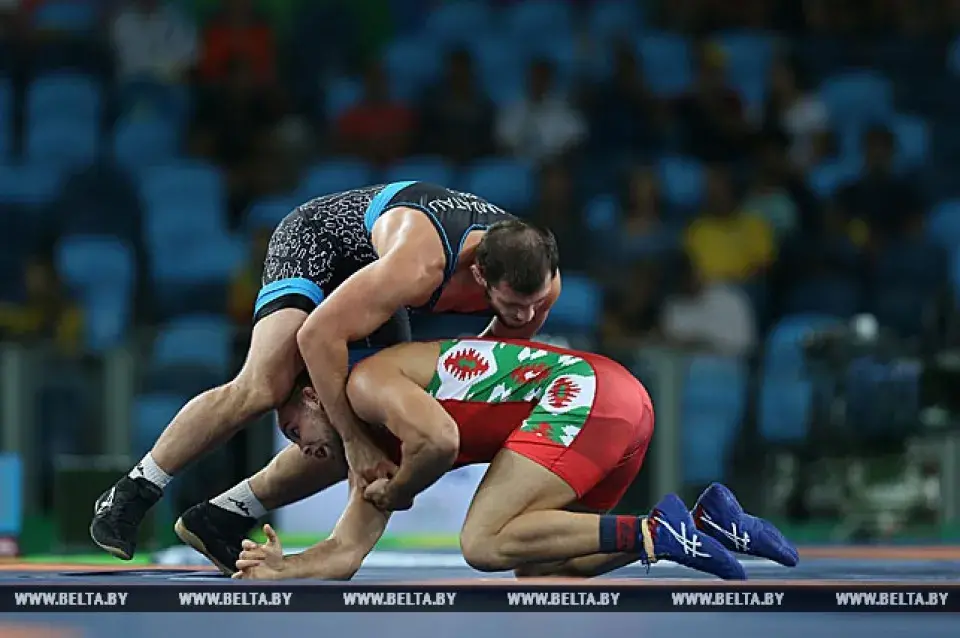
[276,387,341,461]
[472,265,554,329]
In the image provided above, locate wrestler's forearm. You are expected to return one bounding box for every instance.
[386,440,456,505]
[280,540,366,580]
[300,336,365,442]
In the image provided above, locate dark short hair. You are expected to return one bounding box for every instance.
[285,370,312,405]
[475,220,559,295]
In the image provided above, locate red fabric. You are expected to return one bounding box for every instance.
[199,23,275,84]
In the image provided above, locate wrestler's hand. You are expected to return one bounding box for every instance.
[233,524,285,580]
[343,433,396,488]
[363,478,414,512]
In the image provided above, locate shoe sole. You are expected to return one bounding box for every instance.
[89,524,133,561]
[174,517,235,576]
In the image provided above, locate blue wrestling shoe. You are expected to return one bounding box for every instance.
[646,493,747,580]
[692,483,799,567]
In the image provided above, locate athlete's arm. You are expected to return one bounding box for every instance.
[348,358,460,510]
[481,272,563,339]
[280,479,390,580]
[296,213,446,480]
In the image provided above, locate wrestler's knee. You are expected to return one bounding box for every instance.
[460,526,514,573]
[224,367,291,418]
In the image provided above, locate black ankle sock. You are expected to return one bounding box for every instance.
[599,515,640,553]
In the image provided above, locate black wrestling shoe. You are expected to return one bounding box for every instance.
[90,476,163,560]
[174,502,258,575]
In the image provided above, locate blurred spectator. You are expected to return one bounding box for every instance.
[227,227,270,329]
[190,58,282,224]
[110,0,197,84]
[496,58,587,165]
[199,0,275,86]
[336,61,416,166]
[660,254,756,356]
[601,261,663,348]
[742,154,801,240]
[685,166,776,284]
[418,48,495,164]
[674,43,749,163]
[0,254,83,355]
[530,162,588,270]
[761,56,830,170]
[838,126,924,247]
[617,166,670,259]
[586,41,667,154]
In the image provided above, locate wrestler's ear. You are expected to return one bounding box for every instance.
[470,262,486,287]
[301,385,320,407]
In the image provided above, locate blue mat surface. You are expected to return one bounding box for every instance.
[2,555,958,637]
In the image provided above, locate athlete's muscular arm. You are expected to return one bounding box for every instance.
[296,210,446,483]
[481,273,563,339]
[280,479,390,580]
[348,358,460,510]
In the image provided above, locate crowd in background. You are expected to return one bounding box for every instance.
[1,0,959,516]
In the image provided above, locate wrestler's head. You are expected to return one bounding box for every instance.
[472,220,559,329]
[276,372,343,461]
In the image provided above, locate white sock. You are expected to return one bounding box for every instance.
[129,453,173,489]
[210,480,267,519]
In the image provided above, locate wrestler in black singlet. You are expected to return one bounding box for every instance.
[253,181,515,353]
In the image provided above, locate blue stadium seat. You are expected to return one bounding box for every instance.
[470,36,525,105]
[300,160,374,199]
[55,235,136,352]
[926,200,960,252]
[681,356,748,484]
[117,79,191,124]
[584,194,619,232]
[682,410,738,484]
[382,36,442,102]
[153,314,233,374]
[714,31,774,113]
[462,158,534,211]
[424,1,492,47]
[683,355,748,416]
[657,155,705,210]
[506,1,573,47]
[806,158,862,200]
[758,378,813,444]
[32,0,99,32]
[819,70,894,131]
[133,393,184,455]
[27,73,101,124]
[542,274,601,335]
[324,77,362,120]
[155,233,237,295]
[246,196,296,232]
[636,32,693,97]
[25,118,99,168]
[589,1,644,41]
[383,156,454,186]
[0,164,62,207]
[889,114,930,171]
[112,117,179,173]
[140,161,225,215]
[764,314,843,372]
